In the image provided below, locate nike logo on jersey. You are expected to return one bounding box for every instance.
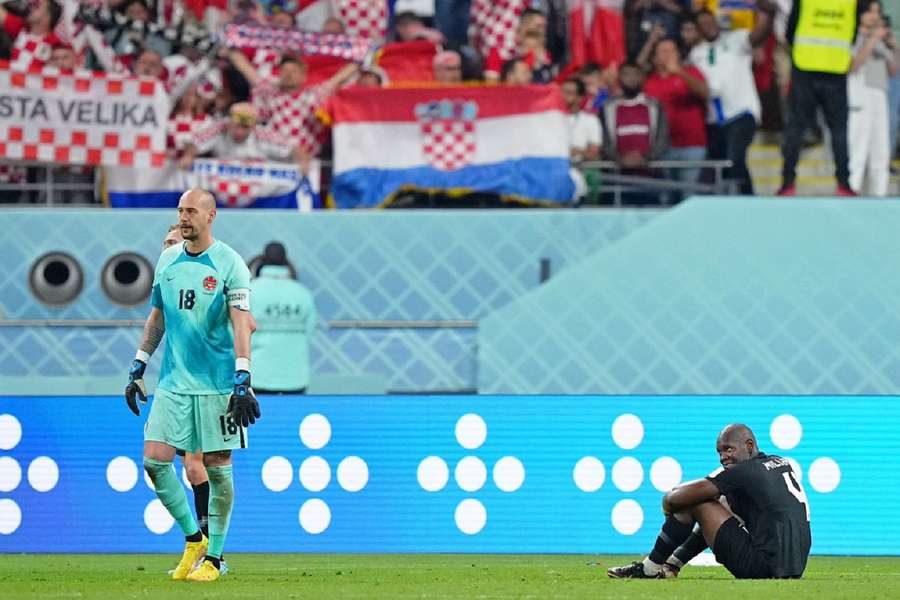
[166,274,176,281]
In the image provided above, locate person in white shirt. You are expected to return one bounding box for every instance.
[690,2,775,195]
[847,2,899,196]
[561,77,602,162]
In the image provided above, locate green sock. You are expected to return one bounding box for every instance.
[206,465,234,559]
[143,457,199,537]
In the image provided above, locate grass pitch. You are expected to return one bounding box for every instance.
[0,554,896,599]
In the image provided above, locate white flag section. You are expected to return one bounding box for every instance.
[0,67,167,168]
[106,159,321,210]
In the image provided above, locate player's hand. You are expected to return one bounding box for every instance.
[125,359,148,416]
[227,370,260,427]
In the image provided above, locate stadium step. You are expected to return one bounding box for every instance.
[748,138,900,196]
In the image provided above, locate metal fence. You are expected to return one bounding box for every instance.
[0,159,734,207]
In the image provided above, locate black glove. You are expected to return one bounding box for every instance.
[125,359,148,416]
[227,370,260,427]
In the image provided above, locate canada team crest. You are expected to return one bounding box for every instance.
[414,99,479,171]
[203,276,217,292]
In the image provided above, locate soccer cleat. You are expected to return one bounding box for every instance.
[659,562,680,579]
[607,561,661,579]
[171,535,208,581]
[186,558,221,582]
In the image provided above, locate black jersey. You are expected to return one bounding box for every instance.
[706,452,811,578]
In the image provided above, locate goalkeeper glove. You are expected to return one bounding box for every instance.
[227,370,260,427]
[125,359,148,416]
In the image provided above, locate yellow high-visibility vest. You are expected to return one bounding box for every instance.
[792,0,856,73]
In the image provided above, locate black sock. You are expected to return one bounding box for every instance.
[672,529,708,567]
[186,530,203,543]
[205,555,222,570]
[648,516,694,566]
[192,482,210,538]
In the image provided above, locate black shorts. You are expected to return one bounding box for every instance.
[713,517,773,579]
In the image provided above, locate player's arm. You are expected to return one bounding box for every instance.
[226,292,261,427]
[125,307,165,415]
[662,478,721,514]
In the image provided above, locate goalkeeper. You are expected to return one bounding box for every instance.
[125,189,259,583]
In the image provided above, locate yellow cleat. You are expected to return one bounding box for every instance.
[186,559,221,582]
[171,535,208,581]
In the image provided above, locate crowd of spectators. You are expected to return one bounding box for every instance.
[1,0,899,204]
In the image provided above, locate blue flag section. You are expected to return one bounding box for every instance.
[0,395,894,554]
[105,160,320,210]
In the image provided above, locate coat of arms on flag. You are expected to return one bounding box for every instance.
[415,99,478,171]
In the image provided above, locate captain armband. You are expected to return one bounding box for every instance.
[228,288,251,311]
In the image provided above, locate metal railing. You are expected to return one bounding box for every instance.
[577,159,736,207]
[0,161,100,206]
[0,158,735,208]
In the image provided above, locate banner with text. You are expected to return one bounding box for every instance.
[106,159,321,210]
[0,65,168,168]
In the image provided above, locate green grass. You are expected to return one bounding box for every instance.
[0,554,897,599]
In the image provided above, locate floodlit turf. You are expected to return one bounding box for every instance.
[0,554,897,599]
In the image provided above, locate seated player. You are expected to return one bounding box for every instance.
[607,424,811,579]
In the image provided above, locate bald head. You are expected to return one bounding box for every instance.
[716,423,759,467]
[177,188,217,250]
[180,188,216,211]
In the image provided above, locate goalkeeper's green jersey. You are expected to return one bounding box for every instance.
[151,239,251,395]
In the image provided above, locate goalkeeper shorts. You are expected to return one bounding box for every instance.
[144,389,247,453]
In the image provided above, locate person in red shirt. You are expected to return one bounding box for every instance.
[643,37,709,191]
[2,0,62,70]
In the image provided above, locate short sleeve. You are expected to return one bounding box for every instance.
[705,461,752,495]
[226,252,252,291]
[587,115,602,147]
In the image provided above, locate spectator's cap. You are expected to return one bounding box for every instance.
[433,50,462,69]
[263,242,289,266]
[229,102,258,126]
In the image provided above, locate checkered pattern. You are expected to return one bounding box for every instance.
[253,79,330,156]
[470,0,528,61]
[0,68,167,168]
[212,176,264,207]
[222,23,374,62]
[11,33,57,70]
[337,0,387,41]
[167,114,223,153]
[420,119,476,171]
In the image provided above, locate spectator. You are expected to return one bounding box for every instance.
[48,41,78,70]
[577,62,616,113]
[133,47,165,79]
[168,84,219,168]
[690,2,775,195]
[779,0,858,196]
[626,0,691,59]
[562,78,602,162]
[356,66,387,87]
[210,102,269,161]
[501,56,533,85]
[250,242,318,395]
[484,8,554,83]
[680,14,701,54]
[3,0,62,69]
[601,62,670,202]
[227,50,359,173]
[322,16,345,34]
[847,0,898,196]
[433,50,463,83]
[644,38,709,189]
[434,0,471,47]
[696,0,756,31]
[392,11,444,43]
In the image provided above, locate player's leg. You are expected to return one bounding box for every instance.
[607,510,695,578]
[186,393,244,583]
[182,451,210,538]
[143,390,207,580]
[690,500,771,579]
[665,496,739,577]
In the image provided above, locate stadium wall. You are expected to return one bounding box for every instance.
[0,209,656,393]
[480,198,900,394]
[0,395,887,554]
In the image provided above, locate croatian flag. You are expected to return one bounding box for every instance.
[328,86,575,208]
